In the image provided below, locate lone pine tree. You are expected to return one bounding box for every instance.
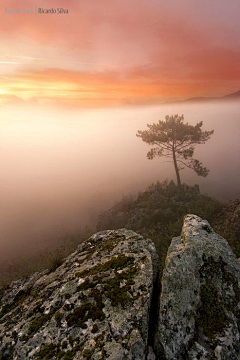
[137,115,214,186]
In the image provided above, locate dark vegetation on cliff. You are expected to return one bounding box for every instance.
[212,198,240,256]
[97,180,239,273]
[0,179,239,290]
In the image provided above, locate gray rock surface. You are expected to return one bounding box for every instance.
[1,215,240,360]
[156,214,240,360]
[0,229,158,359]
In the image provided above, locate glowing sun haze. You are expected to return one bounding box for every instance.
[1,0,240,106]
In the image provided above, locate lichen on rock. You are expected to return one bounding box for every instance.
[156,214,240,360]
[0,229,158,359]
[1,214,240,360]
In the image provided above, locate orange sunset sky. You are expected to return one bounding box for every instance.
[1,0,240,107]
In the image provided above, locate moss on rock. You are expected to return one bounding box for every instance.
[75,254,135,278]
[197,284,227,339]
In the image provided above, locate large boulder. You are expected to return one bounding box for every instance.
[0,229,158,360]
[156,214,240,360]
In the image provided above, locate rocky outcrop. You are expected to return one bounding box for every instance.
[1,214,240,360]
[156,214,240,360]
[0,229,158,360]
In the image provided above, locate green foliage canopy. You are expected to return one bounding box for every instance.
[136,115,214,185]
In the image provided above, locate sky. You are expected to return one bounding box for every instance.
[0,1,240,265]
[1,0,240,106]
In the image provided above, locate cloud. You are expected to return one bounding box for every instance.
[1,0,240,105]
[0,64,237,107]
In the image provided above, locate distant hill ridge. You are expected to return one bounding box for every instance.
[172,89,240,104]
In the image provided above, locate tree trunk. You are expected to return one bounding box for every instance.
[172,147,181,187]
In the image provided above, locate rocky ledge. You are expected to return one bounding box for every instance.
[1,215,240,360]
[156,214,240,360]
[0,229,158,360]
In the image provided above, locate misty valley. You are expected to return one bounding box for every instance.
[0,99,239,287]
[0,97,240,360]
[1,0,240,357]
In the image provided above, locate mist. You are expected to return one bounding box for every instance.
[0,101,240,264]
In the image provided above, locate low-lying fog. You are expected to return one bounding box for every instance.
[0,101,240,263]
